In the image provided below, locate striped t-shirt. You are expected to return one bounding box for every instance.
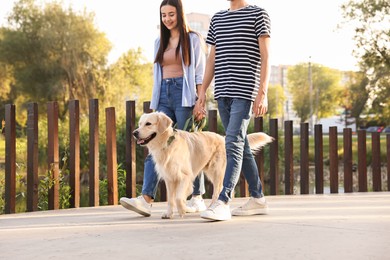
[206,5,271,101]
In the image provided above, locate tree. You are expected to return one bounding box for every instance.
[287,63,342,123]
[341,0,390,124]
[0,0,111,120]
[106,48,153,116]
[0,59,15,121]
[267,84,286,119]
[341,71,369,128]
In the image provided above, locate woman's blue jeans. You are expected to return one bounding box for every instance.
[142,77,205,199]
[217,97,264,203]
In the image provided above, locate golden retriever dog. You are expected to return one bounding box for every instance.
[133,112,273,219]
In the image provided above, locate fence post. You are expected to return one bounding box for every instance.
[254,117,265,191]
[269,118,279,195]
[284,120,294,195]
[208,110,218,198]
[89,99,100,206]
[387,134,390,191]
[27,103,39,212]
[357,130,367,192]
[106,107,118,205]
[314,124,323,194]
[300,123,309,194]
[69,100,80,208]
[371,132,381,191]
[47,102,60,210]
[343,128,353,193]
[329,126,339,193]
[5,104,16,214]
[126,100,137,198]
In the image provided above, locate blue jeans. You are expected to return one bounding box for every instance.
[142,77,205,199]
[217,97,264,203]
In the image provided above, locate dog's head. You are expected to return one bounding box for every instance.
[133,112,173,146]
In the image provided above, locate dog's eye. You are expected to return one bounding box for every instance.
[145,122,152,126]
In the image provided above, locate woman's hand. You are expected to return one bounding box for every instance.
[193,99,206,121]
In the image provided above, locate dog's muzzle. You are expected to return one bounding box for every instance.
[132,130,156,146]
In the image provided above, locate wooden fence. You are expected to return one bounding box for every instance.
[2,99,390,214]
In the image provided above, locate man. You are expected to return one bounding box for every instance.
[194,0,271,221]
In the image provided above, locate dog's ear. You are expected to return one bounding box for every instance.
[157,112,173,132]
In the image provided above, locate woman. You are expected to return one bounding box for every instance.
[120,0,207,217]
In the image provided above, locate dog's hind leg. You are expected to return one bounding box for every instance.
[162,180,176,219]
[207,168,224,205]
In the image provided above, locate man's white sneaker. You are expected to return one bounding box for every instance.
[186,195,207,213]
[231,197,268,216]
[120,196,152,217]
[200,200,231,221]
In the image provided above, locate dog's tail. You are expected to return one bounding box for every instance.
[247,132,273,154]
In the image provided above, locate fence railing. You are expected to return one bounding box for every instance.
[2,99,390,214]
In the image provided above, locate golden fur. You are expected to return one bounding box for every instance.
[133,112,273,219]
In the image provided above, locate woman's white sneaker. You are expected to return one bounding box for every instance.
[231,197,268,216]
[120,196,152,217]
[200,200,231,221]
[186,195,207,213]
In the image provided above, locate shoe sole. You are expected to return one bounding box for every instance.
[120,200,151,217]
[200,213,231,221]
[201,215,231,221]
[231,208,268,216]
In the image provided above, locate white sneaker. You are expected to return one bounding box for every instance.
[186,195,207,213]
[120,196,152,217]
[200,200,231,221]
[231,197,268,216]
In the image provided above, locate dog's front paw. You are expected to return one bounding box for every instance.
[178,209,186,218]
[161,212,173,219]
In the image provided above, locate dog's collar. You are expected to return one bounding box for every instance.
[167,129,177,146]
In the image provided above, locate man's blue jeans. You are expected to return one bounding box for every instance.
[217,97,264,203]
[142,77,205,199]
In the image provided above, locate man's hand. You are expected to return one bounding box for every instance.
[253,93,268,117]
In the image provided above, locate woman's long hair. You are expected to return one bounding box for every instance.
[154,0,192,66]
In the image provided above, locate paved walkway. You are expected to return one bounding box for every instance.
[1,192,389,260]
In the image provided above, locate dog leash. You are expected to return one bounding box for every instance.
[182,115,207,132]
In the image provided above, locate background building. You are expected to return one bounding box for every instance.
[186,12,210,39]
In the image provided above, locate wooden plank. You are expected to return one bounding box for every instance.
[88,99,100,206]
[125,100,137,198]
[284,120,294,195]
[357,130,367,192]
[387,134,390,192]
[254,117,265,191]
[27,103,39,212]
[208,110,218,198]
[329,126,339,194]
[69,100,80,208]
[5,104,16,214]
[208,109,218,133]
[343,128,353,193]
[314,124,324,194]
[106,107,118,205]
[371,132,381,191]
[269,119,279,195]
[47,102,60,210]
[300,123,309,194]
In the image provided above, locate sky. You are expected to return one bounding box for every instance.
[0,0,359,71]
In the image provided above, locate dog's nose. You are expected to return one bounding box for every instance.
[133,130,139,139]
